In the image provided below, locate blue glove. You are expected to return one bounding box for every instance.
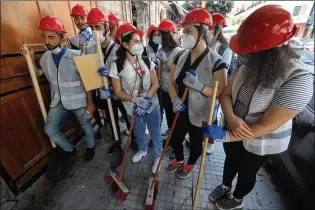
[133,105,146,117]
[202,125,225,140]
[98,66,110,77]
[79,27,92,43]
[132,96,152,110]
[100,87,112,99]
[183,69,205,92]
[171,96,185,113]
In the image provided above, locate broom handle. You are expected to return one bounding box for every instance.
[193,81,218,210]
[150,87,189,189]
[22,44,56,148]
[119,72,145,180]
[94,31,119,142]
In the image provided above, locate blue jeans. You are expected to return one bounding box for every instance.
[44,103,95,152]
[128,108,163,157]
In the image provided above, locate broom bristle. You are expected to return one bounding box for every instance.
[116,188,127,202]
[110,182,119,193]
[106,175,114,185]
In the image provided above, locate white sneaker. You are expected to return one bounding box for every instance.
[152,157,161,174]
[205,143,215,155]
[132,150,147,163]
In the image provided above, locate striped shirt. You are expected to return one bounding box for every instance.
[231,67,313,112]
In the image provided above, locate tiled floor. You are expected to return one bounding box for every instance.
[12,117,293,210]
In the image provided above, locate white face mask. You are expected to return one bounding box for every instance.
[181,34,196,49]
[130,44,144,56]
[93,31,105,44]
[46,44,62,55]
[152,36,161,45]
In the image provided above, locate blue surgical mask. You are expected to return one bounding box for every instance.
[152,36,161,45]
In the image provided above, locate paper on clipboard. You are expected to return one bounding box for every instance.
[74,54,103,91]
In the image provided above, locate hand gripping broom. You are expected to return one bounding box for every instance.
[193,81,218,210]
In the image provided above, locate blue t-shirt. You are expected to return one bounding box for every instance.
[36,47,67,69]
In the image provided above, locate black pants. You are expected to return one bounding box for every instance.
[222,142,269,199]
[157,89,164,123]
[170,110,203,165]
[161,90,175,129]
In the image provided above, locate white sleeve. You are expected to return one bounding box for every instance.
[109,62,119,78]
[149,58,156,71]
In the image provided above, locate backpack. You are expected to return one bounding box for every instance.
[218,44,240,79]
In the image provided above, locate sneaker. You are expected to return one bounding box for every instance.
[177,164,195,179]
[84,147,95,162]
[108,142,121,156]
[161,129,170,140]
[215,194,243,210]
[120,116,125,123]
[209,184,232,202]
[169,148,175,159]
[205,143,215,155]
[152,157,161,174]
[166,160,185,173]
[132,150,147,163]
[131,139,139,153]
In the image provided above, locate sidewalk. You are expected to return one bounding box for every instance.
[13,119,292,210]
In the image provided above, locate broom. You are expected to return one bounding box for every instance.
[145,87,189,210]
[22,43,61,181]
[94,31,120,147]
[192,81,219,210]
[106,61,146,202]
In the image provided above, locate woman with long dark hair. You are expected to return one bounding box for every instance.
[203,5,313,210]
[156,19,182,148]
[109,24,163,173]
[167,8,227,179]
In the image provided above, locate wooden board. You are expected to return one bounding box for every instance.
[73,54,103,91]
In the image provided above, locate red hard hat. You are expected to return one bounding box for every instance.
[229,5,297,54]
[86,8,108,24]
[211,12,227,27]
[147,25,158,39]
[114,23,143,44]
[70,4,88,17]
[108,13,121,27]
[158,19,176,32]
[181,8,214,30]
[38,16,66,33]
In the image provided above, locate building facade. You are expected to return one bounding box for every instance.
[231,1,314,38]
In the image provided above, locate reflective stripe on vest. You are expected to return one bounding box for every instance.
[174,48,219,127]
[39,49,87,110]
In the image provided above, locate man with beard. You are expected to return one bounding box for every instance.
[21,16,96,172]
[68,4,93,52]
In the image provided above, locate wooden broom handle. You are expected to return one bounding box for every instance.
[150,87,189,189]
[94,31,119,142]
[23,44,56,148]
[193,81,219,210]
[119,72,145,180]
